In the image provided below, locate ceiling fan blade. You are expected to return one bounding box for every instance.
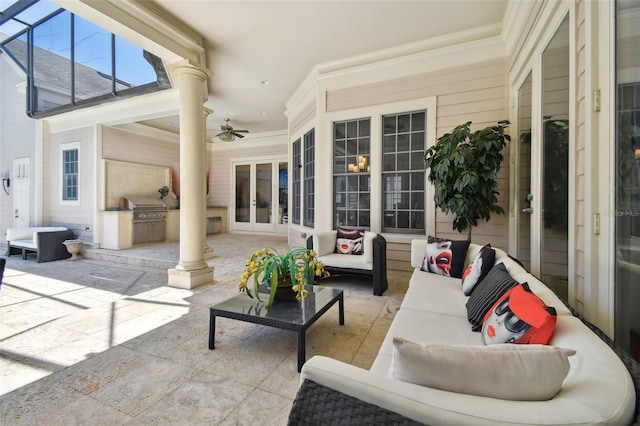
[234,130,249,133]
[232,132,245,139]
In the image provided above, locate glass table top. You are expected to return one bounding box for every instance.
[210,285,342,326]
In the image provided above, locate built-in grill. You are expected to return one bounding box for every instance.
[120,196,167,245]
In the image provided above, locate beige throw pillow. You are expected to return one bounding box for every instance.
[390,338,576,401]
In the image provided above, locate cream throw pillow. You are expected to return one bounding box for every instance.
[390,338,576,401]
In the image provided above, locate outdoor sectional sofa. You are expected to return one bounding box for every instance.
[289,239,640,425]
[307,231,388,296]
[6,226,74,262]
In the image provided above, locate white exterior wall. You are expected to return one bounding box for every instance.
[286,35,508,271]
[41,126,97,242]
[0,55,37,251]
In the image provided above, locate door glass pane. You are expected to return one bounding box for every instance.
[256,163,272,224]
[518,71,533,271]
[235,165,250,223]
[278,162,288,224]
[541,16,570,300]
[615,0,640,360]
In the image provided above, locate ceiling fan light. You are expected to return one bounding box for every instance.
[218,132,236,142]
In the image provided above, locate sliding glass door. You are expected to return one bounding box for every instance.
[615,0,640,360]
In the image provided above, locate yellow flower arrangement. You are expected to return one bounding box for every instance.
[238,246,329,307]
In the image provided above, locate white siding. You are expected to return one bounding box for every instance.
[0,57,37,250]
[325,59,509,271]
[42,126,96,241]
[208,134,288,223]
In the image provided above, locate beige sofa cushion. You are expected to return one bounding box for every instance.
[390,338,575,401]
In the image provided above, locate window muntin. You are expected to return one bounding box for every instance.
[382,111,426,232]
[303,129,315,227]
[62,146,78,201]
[333,118,371,228]
[292,138,301,225]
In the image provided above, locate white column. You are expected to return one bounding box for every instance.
[168,59,214,289]
[203,107,214,260]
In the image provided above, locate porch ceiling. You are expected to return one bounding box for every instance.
[78,0,510,139]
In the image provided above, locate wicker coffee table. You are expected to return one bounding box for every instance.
[209,285,344,372]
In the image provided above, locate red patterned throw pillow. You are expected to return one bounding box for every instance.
[335,227,364,255]
[420,235,471,278]
[481,283,557,345]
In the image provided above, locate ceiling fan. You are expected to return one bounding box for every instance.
[216,118,249,142]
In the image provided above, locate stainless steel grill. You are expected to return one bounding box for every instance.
[120,196,167,244]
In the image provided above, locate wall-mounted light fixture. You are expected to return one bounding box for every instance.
[347,155,370,173]
[1,171,10,195]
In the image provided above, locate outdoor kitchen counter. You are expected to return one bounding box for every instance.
[166,207,227,238]
[206,207,227,234]
[100,207,227,250]
[100,210,133,250]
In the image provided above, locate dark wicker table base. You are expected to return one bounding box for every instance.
[209,287,344,372]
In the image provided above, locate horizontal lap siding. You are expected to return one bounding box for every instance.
[387,241,412,272]
[327,59,509,271]
[102,127,178,167]
[209,143,287,209]
[43,126,96,241]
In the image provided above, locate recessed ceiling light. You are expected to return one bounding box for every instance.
[259,112,267,116]
[260,80,270,85]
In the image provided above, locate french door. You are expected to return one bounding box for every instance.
[232,159,287,233]
[515,15,570,301]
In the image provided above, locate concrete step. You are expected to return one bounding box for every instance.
[83,248,176,269]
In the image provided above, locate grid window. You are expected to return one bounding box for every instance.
[333,118,371,228]
[62,148,78,201]
[292,138,301,225]
[303,129,315,227]
[382,111,426,232]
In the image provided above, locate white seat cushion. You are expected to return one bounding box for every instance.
[318,253,373,270]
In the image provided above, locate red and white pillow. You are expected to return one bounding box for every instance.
[420,236,470,278]
[335,227,364,255]
[481,283,558,345]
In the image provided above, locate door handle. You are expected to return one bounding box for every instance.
[522,208,533,214]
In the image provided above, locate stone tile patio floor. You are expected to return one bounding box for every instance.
[0,233,410,425]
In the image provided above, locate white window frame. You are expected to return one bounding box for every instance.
[290,126,316,230]
[324,96,437,244]
[60,141,80,205]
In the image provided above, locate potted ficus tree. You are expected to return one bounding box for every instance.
[424,120,510,240]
